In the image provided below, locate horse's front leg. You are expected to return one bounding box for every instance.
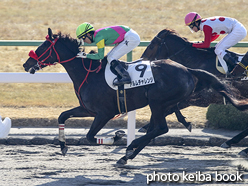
[86,113,119,145]
[58,106,93,156]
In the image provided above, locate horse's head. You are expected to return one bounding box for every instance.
[141,36,162,60]
[141,29,190,61]
[23,28,80,74]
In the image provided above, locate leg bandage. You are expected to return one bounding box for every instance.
[97,137,114,145]
[59,124,66,142]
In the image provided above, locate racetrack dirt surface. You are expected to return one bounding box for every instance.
[0,144,247,186]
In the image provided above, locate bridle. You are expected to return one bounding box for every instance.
[153,36,186,60]
[28,35,77,71]
[28,34,101,76]
[28,34,102,115]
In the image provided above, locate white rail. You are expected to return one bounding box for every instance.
[0,72,71,83]
[0,72,135,145]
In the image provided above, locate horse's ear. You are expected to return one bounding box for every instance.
[48,28,53,40]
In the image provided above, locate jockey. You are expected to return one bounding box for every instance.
[185,12,247,74]
[76,22,140,86]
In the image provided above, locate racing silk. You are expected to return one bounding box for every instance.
[86,25,131,60]
[193,16,238,48]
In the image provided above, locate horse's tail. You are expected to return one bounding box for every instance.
[188,68,248,111]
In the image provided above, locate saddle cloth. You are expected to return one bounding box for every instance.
[105,60,155,90]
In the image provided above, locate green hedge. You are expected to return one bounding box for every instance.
[206,104,248,130]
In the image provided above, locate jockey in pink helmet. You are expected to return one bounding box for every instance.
[185,12,202,32]
[185,12,247,75]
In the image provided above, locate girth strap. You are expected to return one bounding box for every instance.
[116,85,127,114]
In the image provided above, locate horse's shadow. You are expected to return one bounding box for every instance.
[35,156,245,186]
[36,175,125,185]
[201,128,242,138]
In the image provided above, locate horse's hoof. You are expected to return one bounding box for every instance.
[220,142,230,149]
[114,130,126,143]
[115,130,125,138]
[187,123,192,132]
[138,127,147,133]
[116,158,127,165]
[238,150,248,158]
[126,150,134,159]
[61,146,68,156]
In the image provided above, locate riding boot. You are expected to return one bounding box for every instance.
[223,53,236,73]
[110,60,131,86]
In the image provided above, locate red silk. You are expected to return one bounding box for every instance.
[29,50,38,60]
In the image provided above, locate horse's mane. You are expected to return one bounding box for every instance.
[157,28,216,55]
[53,32,81,54]
[52,32,106,59]
[157,29,189,43]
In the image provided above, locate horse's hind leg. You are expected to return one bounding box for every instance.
[138,105,191,133]
[117,105,169,165]
[117,139,151,165]
[58,106,93,155]
[221,127,248,148]
[174,106,192,132]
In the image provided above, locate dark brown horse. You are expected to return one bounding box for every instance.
[23,28,248,165]
[141,29,248,99]
[141,28,248,157]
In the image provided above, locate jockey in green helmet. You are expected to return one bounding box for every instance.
[76,22,95,44]
[76,22,140,86]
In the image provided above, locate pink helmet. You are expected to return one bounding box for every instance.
[185,12,201,26]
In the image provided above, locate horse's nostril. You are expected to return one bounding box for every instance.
[29,68,36,74]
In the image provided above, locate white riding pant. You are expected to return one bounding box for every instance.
[215,22,247,73]
[107,29,140,63]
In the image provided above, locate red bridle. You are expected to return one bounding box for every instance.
[28,35,77,69]
[28,35,102,115]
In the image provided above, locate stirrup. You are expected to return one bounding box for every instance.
[113,77,131,86]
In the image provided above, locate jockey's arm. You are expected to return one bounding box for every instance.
[86,39,105,60]
[192,25,214,48]
[211,34,220,42]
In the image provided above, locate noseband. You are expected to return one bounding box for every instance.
[28,35,77,71]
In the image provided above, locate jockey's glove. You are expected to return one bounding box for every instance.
[76,52,87,58]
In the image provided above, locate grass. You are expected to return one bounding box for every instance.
[0,0,248,120]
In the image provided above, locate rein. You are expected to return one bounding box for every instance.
[28,35,102,115]
[29,35,77,69]
[155,36,186,60]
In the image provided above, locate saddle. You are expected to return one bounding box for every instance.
[215,50,245,75]
[194,47,246,76]
[105,59,155,114]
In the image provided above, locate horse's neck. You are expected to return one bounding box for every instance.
[170,47,214,68]
[61,59,89,88]
[60,58,105,90]
[169,50,194,67]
